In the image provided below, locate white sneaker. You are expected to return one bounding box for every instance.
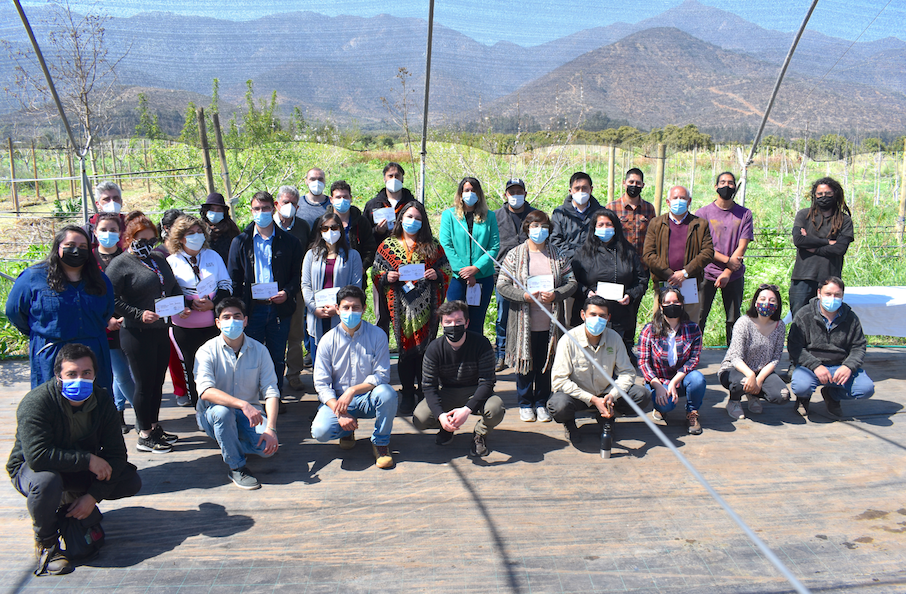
[651,410,664,422]
[535,406,552,422]
[726,400,745,419]
[519,408,536,422]
[176,394,191,407]
[747,395,763,414]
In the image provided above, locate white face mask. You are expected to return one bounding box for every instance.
[184,233,205,252]
[279,203,297,219]
[322,229,341,245]
[309,180,325,196]
[572,192,590,206]
[508,194,526,209]
[386,178,403,194]
[101,200,122,214]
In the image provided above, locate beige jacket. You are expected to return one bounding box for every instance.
[551,325,638,404]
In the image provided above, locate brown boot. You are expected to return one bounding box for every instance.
[34,536,72,576]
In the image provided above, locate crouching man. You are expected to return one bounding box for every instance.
[8,343,141,575]
[415,300,504,457]
[194,297,280,490]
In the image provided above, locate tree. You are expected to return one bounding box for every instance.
[135,92,163,140]
[380,67,418,164]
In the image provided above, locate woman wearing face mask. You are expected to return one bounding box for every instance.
[439,177,500,332]
[105,212,190,454]
[6,225,114,397]
[719,284,789,420]
[638,287,706,435]
[166,214,232,407]
[199,192,241,264]
[497,211,577,422]
[790,177,853,317]
[302,212,363,363]
[326,180,377,283]
[373,202,452,415]
[93,214,135,432]
[571,208,648,366]
[154,208,191,406]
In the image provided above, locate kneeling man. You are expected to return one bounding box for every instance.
[311,285,398,469]
[788,276,874,417]
[194,297,280,490]
[415,300,504,457]
[548,296,650,457]
[8,343,141,575]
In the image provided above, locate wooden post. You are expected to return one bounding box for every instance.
[67,150,76,201]
[31,140,41,202]
[99,144,107,176]
[110,139,119,185]
[607,145,615,203]
[212,112,233,202]
[8,138,19,215]
[143,139,151,194]
[654,143,667,216]
[197,107,215,194]
[54,150,61,202]
[690,146,697,199]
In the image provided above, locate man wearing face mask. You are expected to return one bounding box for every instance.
[295,168,331,243]
[326,180,377,278]
[551,172,602,263]
[83,181,126,248]
[788,277,874,418]
[694,172,753,345]
[194,298,281,489]
[416,300,503,457]
[8,344,141,576]
[548,296,649,456]
[227,191,303,406]
[492,178,536,371]
[642,186,714,322]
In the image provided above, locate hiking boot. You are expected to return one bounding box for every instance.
[519,407,536,422]
[747,395,763,414]
[119,410,131,434]
[137,431,172,453]
[373,444,395,469]
[536,406,552,422]
[435,429,454,446]
[34,537,72,576]
[151,425,178,444]
[600,421,614,459]
[339,432,356,450]
[822,388,843,417]
[469,432,490,457]
[726,400,745,420]
[794,396,811,416]
[563,420,582,446]
[495,357,506,372]
[287,374,304,391]
[228,466,261,490]
[686,410,703,435]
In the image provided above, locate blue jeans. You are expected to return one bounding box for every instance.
[245,303,291,392]
[495,289,510,358]
[198,404,274,470]
[650,370,706,413]
[446,275,495,333]
[110,347,135,411]
[791,365,875,401]
[310,384,398,446]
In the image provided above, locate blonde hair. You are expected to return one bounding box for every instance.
[453,176,488,223]
[166,214,209,254]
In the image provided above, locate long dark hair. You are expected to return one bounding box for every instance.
[45,225,107,295]
[745,283,783,321]
[310,212,350,258]
[392,200,439,260]
[807,177,850,237]
[651,285,689,337]
[578,208,636,262]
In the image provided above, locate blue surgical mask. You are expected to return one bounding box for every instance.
[669,199,688,216]
[206,210,224,224]
[584,315,608,336]
[595,227,615,242]
[60,378,94,403]
[97,231,119,248]
[340,310,363,329]
[461,191,478,207]
[253,211,273,228]
[402,217,422,235]
[220,318,244,340]
[333,198,351,214]
[184,233,205,251]
[529,227,549,244]
[821,296,843,313]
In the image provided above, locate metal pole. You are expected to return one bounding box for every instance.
[196,107,215,194]
[897,139,906,248]
[654,143,667,216]
[418,0,435,206]
[607,145,615,203]
[8,138,19,216]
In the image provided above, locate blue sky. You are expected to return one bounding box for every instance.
[19,0,905,46]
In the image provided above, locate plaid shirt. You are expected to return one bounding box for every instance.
[638,320,702,382]
[605,197,657,258]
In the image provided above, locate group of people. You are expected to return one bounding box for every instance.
[6,164,876,576]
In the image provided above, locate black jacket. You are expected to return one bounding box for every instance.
[788,297,867,371]
[325,205,378,271]
[227,222,304,318]
[494,202,536,266]
[571,241,648,330]
[7,380,137,503]
[363,188,416,246]
[550,194,603,262]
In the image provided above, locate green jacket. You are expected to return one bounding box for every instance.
[439,208,500,279]
[7,379,136,502]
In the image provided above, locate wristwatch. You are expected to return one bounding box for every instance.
[682,269,689,279]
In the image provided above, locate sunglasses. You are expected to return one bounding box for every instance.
[320,225,341,232]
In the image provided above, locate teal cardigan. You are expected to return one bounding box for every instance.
[439,208,500,279]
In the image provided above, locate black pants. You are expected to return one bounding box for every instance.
[172,325,220,405]
[719,369,788,403]
[120,327,170,432]
[515,330,552,408]
[13,464,141,540]
[547,385,652,423]
[699,275,744,345]
[789,279,819,319]
[398,352,424,393]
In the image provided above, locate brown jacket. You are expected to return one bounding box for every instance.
[642,213,714,282]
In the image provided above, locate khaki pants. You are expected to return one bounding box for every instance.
[413,386,504,436]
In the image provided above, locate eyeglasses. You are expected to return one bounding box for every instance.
[320,225,341,232]
[529,224,551,230]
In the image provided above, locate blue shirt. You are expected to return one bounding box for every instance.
[313,320,390,404]
[253,226,274,284]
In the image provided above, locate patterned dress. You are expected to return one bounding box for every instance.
[373,237,451,359]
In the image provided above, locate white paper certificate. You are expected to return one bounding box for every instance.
[680,278,699,304]
[595,282,624,301]
[466,283,482,306]
[372,207,395,228]
[315,287,341,308]
[399,263,426,282]
[527,275,555,293]
[195,274,216,297]
[252,282,279,300]
[154,296,184,318]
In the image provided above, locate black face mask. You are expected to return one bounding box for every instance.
[661,303,684,319]
[625,185,642,199]
[443,324,467,342]
[716,186,736,200]
[816,196,836,210]
[131,238,158,259]
[60,246,89,268]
